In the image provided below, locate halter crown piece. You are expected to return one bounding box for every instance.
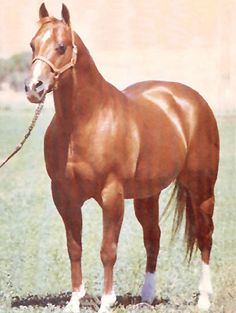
[32,27,78,89]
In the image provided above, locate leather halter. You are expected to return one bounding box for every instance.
[32,29,78,85]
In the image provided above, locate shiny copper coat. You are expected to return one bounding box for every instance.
[26,4,219,307]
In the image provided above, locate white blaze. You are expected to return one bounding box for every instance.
[30,29,52,87]
[30,60,44,88]
[41,29,52,43]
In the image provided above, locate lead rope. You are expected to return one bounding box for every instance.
[0,102,44,169]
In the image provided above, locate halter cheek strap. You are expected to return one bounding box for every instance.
[31,30,78,83]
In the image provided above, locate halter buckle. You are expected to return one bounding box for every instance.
[54,72,60,79]
[71,45,78,66]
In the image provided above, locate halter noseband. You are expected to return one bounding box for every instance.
[32,29,78,87]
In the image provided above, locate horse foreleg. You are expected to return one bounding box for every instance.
[98,178,124,313]
[134,195,160,304]
[63,213,85,313]
[51,181,85,313]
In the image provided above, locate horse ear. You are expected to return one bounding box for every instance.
[39,3,49,19]
[61,3,70,25]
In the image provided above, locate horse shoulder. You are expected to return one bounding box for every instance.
[44,116,70,179]
[73,98,141,180]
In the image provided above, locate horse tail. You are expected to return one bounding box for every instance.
[162,180,197,261]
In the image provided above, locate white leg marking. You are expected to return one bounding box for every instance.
[64,284,85,313]
[198,262,213,311]
[98,290,116,313]
[141,272,156,304]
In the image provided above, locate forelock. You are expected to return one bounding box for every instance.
[37,17,61,27]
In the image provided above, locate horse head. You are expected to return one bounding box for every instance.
[25,3,77,103]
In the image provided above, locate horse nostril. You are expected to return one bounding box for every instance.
[35,80,43,89]
[35,80,45,94]
[24,79,30,93]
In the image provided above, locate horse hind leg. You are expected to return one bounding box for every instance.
[196,194,215,311]
[134,195,161,304]
[177,171,216,311]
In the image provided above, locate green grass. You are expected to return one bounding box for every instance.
[0,107,235,313]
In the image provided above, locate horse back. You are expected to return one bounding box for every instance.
[123,80,218,147]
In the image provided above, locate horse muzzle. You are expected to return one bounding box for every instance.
[24,77,53,103]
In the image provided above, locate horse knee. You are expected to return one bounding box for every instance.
[100,243,117,267]
[67,239,82,262]
[68,247,82,263]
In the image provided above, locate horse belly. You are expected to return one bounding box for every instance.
[124,144,186,199]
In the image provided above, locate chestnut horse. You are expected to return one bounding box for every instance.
[25,4,219,313]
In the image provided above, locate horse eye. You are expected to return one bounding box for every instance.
[30,41,35,51]
[56,43,66,55]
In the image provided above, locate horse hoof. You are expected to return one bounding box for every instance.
[141,294,155,304]
[64,305,80,313]
[64,300,80,313]
[98,306,112,313]
[98,291,116,313]
[134,302,155,311]
[197,293,211,311]
[141,286,155,304]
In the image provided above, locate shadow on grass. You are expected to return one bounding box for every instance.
[11,293,170,310]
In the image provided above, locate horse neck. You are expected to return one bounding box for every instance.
[53,34,107,129]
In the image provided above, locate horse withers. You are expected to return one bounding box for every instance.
[25,3,219,312]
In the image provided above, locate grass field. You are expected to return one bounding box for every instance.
[0,105,235,313]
